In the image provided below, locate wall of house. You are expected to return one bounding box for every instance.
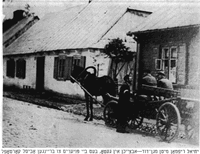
[3,56,37,89]
[187,30,200,86]
[44,54,84,97]
[138,28,200,99]
[44,49,110,97]
[3,49,110,99]
[139,30,187,76]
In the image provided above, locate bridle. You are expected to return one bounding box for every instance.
[75,66,97,83]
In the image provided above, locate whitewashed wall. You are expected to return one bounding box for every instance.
[188,31,200,87]
[3,49,110,97]
[45,49,110,97]
[3,56,37,89]
[44,55,85,96]
[180,32,200,99]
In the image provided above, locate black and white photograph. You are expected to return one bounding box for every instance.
[2,0,200,149]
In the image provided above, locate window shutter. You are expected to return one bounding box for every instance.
[7,59,15,78]
[177,44,186,85]
[155,59,162,70]
[13,60,16,78]
[22,60,26,79]
[19,59,26,79]
[64,56,73,80]
[152,45,160,71]
[80,56,86,68]
[15,59,26,79]
[16,59,20,78]
[54,57,58,79]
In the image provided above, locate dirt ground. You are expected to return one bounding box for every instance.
[2,97,199,148]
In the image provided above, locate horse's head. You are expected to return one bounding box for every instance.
[70,65,85,83]
[70,65,97,84]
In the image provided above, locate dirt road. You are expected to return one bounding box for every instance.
[2,97,198,148]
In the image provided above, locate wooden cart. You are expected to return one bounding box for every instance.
[104,84,182,142]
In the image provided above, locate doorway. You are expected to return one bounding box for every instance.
[36,57,45,91]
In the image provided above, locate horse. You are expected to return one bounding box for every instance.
[70,65,116,121]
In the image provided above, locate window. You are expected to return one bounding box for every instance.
[54,56,86,80]
[155,46,178,83]
[6,59,15,78]
[16,59,26,79]
[56,56,66,79]
[155,59,162,70]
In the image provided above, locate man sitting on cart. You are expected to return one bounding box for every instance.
[139,69,157,101]
[157,71,173,90]
[142,69,157,86]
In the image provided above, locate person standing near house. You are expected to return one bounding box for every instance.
[157,71,173,90]
[142,69,157,86]
[116,74,131,133]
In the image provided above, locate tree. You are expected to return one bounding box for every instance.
[104,38,133,79]
[104,38,132,61]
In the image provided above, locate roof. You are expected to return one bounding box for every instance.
[4,1,154,56]
[92,9,151,50]
[128,3,200,35]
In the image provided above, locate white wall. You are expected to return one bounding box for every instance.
[3,56,37,89]
[44,49,110,97]
[179,31,200,99]
[3,50,110,97]
[44,55,85,96]
[188,31,200,87]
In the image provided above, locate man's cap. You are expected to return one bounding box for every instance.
[124,75,130,81]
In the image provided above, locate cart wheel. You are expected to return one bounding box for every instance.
[103,100,118,128]
[128,115,143,130]
[156,102,181,142]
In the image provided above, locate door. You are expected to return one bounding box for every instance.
[36,57,45,91]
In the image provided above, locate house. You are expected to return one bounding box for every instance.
[127,3,200,99]
[3,2,152,99]
[91,6,152,86]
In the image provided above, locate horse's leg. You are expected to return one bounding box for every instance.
[102,95,109,106]
[84,94,89,121]
[89,97,93,121]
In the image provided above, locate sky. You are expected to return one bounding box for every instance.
[3,0,199,20]
[3,0,88,19]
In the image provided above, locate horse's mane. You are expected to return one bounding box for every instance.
[71,65,116,96]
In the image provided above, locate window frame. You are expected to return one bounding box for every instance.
[155,46,178,83]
